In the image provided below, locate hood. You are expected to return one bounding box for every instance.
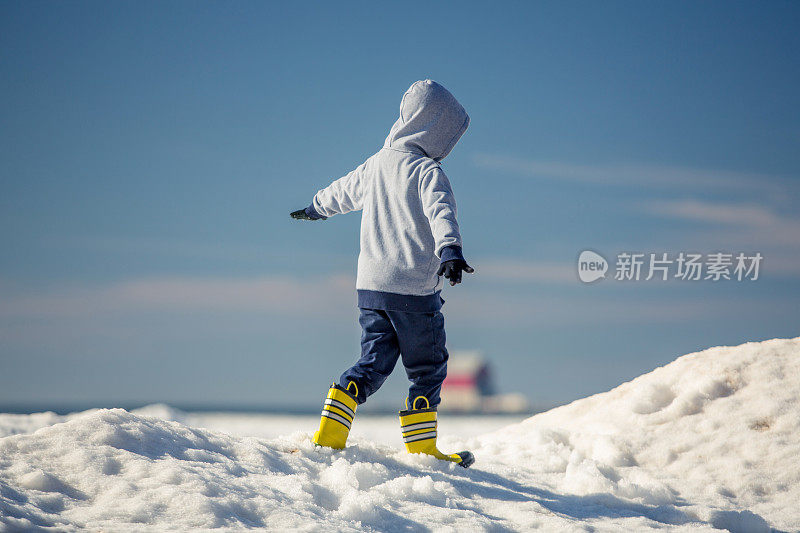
[384,80,470,162]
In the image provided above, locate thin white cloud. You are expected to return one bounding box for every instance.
[0,260,579,323]
[474,152,799,277]
[644,200,783,227]
[442,288,795,327]
[3,251,796,329]
[0,274,356,319]
[44,235,355,264]
[0,256,581,324]
[473,153,791,194]
[642,199,800,248]
[0,273,778,332]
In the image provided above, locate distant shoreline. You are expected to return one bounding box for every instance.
[0,402,548,417]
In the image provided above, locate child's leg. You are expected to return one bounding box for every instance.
[338,308,401,404]
[387,310,448,406]
[388,310,472,467]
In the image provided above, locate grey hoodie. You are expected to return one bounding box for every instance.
[310,80,469,311]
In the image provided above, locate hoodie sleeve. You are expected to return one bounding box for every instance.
[312,161,367,217]
[419,166,462,257]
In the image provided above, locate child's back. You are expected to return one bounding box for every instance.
[306,79,469,308]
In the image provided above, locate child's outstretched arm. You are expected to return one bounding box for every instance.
[419,167,474,286]
[290,161,367,221]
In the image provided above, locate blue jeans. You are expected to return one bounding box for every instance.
[339,308,449,407]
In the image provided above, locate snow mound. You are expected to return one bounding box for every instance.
[130,403,189,423]
[477,336,800,532]
[0,337,797,531]
[0,404,186,440]
[0,408,517,531]
[0,411,71,439]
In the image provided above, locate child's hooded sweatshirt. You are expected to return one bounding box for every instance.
[308,80,469,313]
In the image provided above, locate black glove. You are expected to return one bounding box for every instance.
[291,206,327,221]
[437,259,475,286]
[290,209,314,220]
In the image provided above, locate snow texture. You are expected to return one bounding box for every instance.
[1,337,797,532]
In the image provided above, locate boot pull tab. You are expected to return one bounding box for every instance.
[346,381,359,399]
[412,396,430,410]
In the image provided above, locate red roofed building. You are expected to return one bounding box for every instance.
[440,351,529,413]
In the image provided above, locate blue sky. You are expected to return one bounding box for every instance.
[1,1,798,410]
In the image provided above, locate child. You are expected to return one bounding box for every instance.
[291,80,475,467]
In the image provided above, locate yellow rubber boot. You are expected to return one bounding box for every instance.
[312,381,359,449]
[399,396,474,468]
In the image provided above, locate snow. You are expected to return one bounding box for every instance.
[1,337,798,532]
[0,406,522,448]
